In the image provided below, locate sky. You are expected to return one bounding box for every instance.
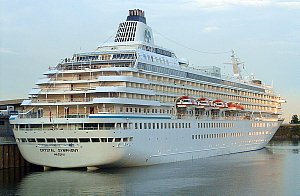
[0,0,299,123]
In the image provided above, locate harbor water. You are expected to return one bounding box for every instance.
[1,140,299,196]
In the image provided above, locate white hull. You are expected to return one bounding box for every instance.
[13,118,281,168]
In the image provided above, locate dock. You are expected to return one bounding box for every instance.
[0,99,42,169]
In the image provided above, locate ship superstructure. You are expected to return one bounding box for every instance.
[10,9,285,168]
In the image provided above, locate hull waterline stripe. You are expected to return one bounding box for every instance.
[89,116,171,119]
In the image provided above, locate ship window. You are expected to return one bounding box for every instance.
[123,137,128,142]
[91,138,100,142]
[27,138,36,142]
[101,138,107,142]
[57,138,67,143]
[140,123,142,129]
[192,135,194,139]
[144,123,147,129]
[153,123,155,129]
[20,138,27,142]
[161,123,163,129]
[67,138,78,142]
[108,138,114,142]
[115,138,121,142]
[129,137,134,141]
[79,138,90,142]
[116,123,121,128]
[46,138,56,143]
[36,138,46,142]
[148,123,151,129]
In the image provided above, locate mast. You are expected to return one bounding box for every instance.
[224,50,244,80]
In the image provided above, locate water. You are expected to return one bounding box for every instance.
[1,140,299,196]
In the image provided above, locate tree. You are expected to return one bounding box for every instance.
[290,115,299,124]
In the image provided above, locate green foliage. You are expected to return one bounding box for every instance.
[291,115,299,124]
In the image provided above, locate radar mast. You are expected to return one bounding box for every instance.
[224,50,244,80]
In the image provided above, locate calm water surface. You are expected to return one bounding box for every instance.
[1,140,299,196]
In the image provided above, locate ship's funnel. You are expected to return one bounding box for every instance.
[127,9,146,24]
[114,9,154,45]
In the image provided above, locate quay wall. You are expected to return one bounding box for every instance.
[0,143,42,170]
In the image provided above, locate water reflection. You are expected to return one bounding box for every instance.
[267,139,300,154]
[1,141,299,196]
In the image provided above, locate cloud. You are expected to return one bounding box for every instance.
[0,48,16,54]
[185,0,300,11]
[203,26,220,33]
[186,0,273,7]
[277,1,300,9]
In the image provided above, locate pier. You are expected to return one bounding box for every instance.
[0,141,43,170]
[0,99,42,170]
[0,142,27,169]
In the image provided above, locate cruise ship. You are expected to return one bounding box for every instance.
[10,9,285,169]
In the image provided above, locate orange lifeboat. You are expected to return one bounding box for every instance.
[213,100,228,110]
[196,98,214,110]
[176,96,196,108]
[228,102,244,111]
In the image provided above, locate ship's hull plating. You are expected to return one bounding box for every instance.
[13,118,281,168]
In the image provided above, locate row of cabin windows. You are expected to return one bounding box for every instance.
[120,107,172,114]
[251,123,278,127]
[192,133,229,139]
[197,123,234,128]
[137,63,265,93]
[125,79,276,110]
[134,67,278,106]
[16,137,134,143]
[231,132,243,137]
[140,53,170,65]
[138,44,173,57]
[248,131,270,135]
[192,132,243,139]
[134,122,191,130]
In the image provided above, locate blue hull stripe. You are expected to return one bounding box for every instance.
[89,116,171,119]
